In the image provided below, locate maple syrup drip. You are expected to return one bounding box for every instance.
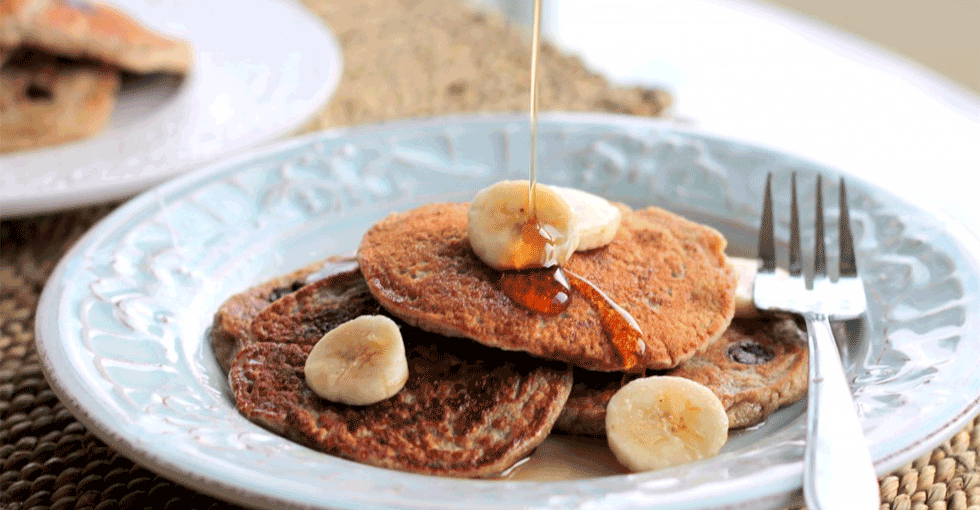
[564,271,645,371]
[509,215,558,269]
[497,266,571,315]
[527,0,543,218]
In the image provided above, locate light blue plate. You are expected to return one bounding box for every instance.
[36,114,980,510]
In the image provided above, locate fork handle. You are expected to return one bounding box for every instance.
[802,313,880,510]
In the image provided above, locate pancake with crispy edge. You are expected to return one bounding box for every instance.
[213,261,573,478]
[357,202,738,372]
[554,315,809,435]
[209,256,357,374]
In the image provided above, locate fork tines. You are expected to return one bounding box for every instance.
[758,172,857,281]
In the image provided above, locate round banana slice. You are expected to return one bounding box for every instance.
[551,185,622,251]
[467,180,580,270]
[605,376,729,472]
[304,315,408,406]
[729,256,790,318]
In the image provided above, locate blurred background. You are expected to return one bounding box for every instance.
[763,0,977,95]
[478,0,979,96]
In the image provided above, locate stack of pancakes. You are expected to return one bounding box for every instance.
[1,0,192,153]
[211,202,809,477]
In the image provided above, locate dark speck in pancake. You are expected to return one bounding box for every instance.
[554,315,808,435]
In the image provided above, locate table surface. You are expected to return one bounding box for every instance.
[3,0,980,509]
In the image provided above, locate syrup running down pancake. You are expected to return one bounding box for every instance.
[357,202,738,372]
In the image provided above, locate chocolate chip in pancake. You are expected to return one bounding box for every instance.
[0,49,119,153]
[357,202,738,372]
[553,315,808,435]
[220,263,573,478]
[670,315,808,428]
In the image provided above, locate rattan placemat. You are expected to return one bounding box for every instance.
[2,0,978,509]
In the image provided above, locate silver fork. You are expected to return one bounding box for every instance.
[753,172,880,510]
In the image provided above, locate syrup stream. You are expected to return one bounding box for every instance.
[503,0,645,371]
[527,0,543,218]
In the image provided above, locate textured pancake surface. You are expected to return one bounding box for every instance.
[215,262,573,478]
[554,315,808,435]
[358,202,738,372]
[669,315,808,428]
[210,256,356,374]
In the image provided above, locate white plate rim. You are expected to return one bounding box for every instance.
[0,0,343,219]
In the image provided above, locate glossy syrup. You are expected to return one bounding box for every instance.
[496,0,644,482]
[565,271,645,370]
[512,214,560,269]
[513,0,551,268]
[527,0,543,217]
[497,267,645,369]
[499,0,644,371]
[498,266,570,315]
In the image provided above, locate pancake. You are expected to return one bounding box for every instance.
[0,49,119,153]
[214,261,573,478]
[554,315,809,435]
[358,202,738,372]
[231,334,572,478]
[4,0,193,74]
[210,256,356,374]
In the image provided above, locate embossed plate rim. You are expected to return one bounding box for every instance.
[36,113,980,510]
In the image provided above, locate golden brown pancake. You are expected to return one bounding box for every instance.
[554,315,809,435]
[669,315,808,428]
[231,335,572,478]
[358,203,738,372]
[213,261,573,478]
[209,256,356,374]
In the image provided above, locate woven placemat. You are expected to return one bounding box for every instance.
[1,0,977,509]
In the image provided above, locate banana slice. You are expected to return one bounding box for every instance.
[729,256,790,318]
[467,180,580,270]
[551,186,622,251]
[605,376,728,472]
[304,315,408,406]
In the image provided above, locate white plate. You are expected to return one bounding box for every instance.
[37,114,980,510]
[0,0,341,218]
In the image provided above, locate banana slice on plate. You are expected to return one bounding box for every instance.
[605,376,729,472]
[467,180,580,270]
[304,315,408,406]
[729,256,790,317]
[551,185,622,251]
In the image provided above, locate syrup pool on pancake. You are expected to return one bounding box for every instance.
[466,180,646,371]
